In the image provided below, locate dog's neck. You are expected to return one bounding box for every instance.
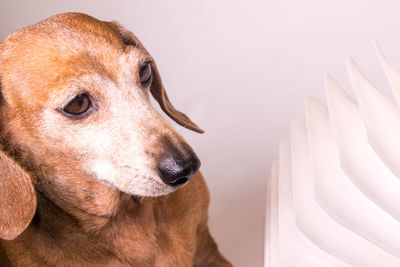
[32,190,119,262]
[22,188,162,266]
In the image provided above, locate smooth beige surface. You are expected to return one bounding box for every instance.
[1,1,400,266]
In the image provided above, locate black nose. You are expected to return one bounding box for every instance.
[157,153,201,187]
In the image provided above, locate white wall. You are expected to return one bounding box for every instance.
[1,1,400,266]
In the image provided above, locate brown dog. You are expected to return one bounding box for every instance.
[0,13,231,266]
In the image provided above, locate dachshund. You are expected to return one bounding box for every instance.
[0,12,231,267]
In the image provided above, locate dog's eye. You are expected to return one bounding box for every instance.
[139,63,152,88]
[63,94,91,115]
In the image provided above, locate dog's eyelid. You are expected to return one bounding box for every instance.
[144,58,154,64]
[60,91,91,107]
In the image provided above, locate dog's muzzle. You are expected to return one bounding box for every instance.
[157,151,201,187]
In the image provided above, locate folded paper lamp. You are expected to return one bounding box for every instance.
[265,43,400,267]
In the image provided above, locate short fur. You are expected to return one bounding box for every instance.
[0,13,231,266]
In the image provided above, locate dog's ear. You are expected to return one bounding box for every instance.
[108,21,204,133]
[0,145,37,240]
[149,62,204,133]
[0,85,37,240]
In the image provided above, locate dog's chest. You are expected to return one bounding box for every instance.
[109,192,202,266]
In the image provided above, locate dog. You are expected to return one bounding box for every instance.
[0,12,232,266]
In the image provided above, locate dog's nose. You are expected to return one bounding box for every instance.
[157,153,201,187]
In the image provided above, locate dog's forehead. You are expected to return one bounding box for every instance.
[0,13,146,111]
[33,13,126,48]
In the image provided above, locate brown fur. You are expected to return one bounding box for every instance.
[0,13,231,266]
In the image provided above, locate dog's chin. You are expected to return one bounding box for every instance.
[131,185,177,198]
[116,178,180,198]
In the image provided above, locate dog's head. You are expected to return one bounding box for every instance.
[0,13,203,240]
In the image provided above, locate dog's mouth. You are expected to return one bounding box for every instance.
[168,177,189,187]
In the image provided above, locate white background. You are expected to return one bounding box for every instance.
[1,1,400,266]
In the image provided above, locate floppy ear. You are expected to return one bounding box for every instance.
[108,21,204,133]
[0,81,36,240]
[149,62,204,133]
[0,144,37,240]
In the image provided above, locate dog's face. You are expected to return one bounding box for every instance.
[0,13,203,239]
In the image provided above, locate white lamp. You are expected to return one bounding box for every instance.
[265,43,400,266]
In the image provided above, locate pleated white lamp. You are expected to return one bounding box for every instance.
[265,43,400,267]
